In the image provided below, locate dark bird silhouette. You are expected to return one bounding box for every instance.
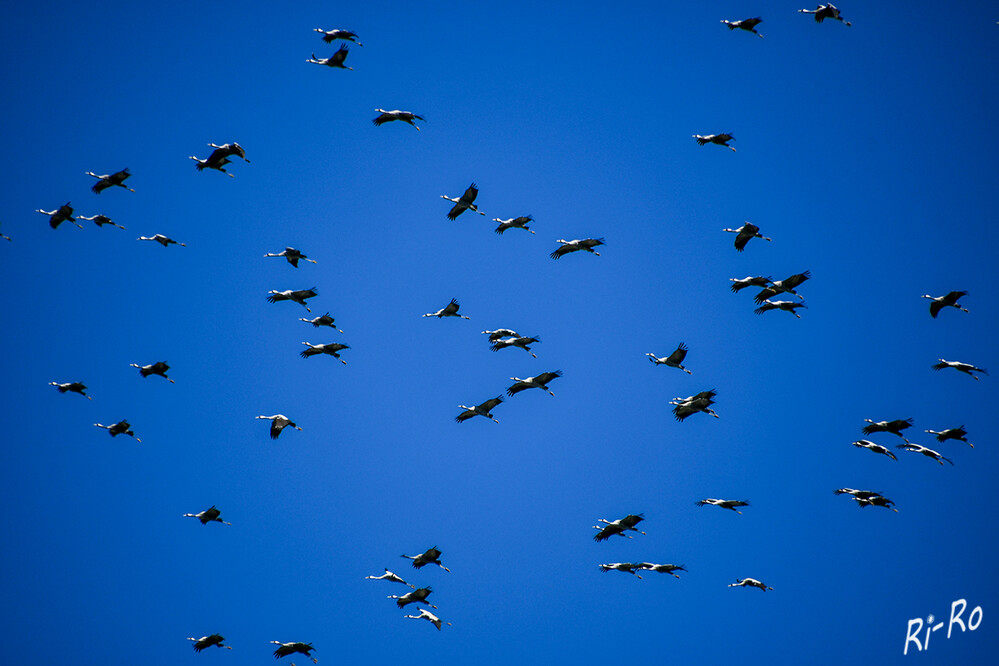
[456,397,503,423]
[493,215,535,234]
[300,313,342,332]
[423,298,470,319]
[481,328,520,341]
[86,168,134,193]
[388,586,437,609]
[722,17,764,37]
[255,414,302,439]
[183,505,231,525]
[922,291,969,318]
[442,183,486,219]
[799,3,851,26]
[925,426,973,448]
[314,28,362,45]
[593,513,646,541]
[265,247,317,267]
[723,222,771,251]
[271,640,317,662]
[693,133,735,151]
[94,420,140,442]
[638,563,687,578]
[647,343,691,374]
[599,562,645,578]
[507,371,562,397]
[267,288,318,312]
[300,342,350,364]
[754,299,807,318]
[188,634,231,652]
[932,359,987,380]
[862,418,914,442]
[730,275,774,293]
[307,44,353,69]
[754,271,810,303]
[130,361,174,383]
[50,381,91,399]
[671,390,719,421]
[551,237,604,259]
[696,498,749,514]
[401,547,450,572]
[373,109,425,130]
[491,336,540,358]
[36,203,82,229]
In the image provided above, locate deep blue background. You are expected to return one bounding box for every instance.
[1,1,996,663]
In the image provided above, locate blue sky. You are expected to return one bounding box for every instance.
[2,1,997,663]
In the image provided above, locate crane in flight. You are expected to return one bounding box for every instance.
[693,133,735,151]
[138,234,185,247]
[255,414,302,439]
[270,641,317,663]
[647,343,692,374]
[94,419,140,442]
[85,168,134,193]
[922,291,969,318]
[799,4,851,26]
[423,298,470,319]
[491,335,540,358]
[404,608,452,631]
[550,237,604,259]
[754,299,807,318]
[50,381,92,399]
[301,342,350,364]
[307,44,353,69]
[721,17,764,38]
[728,578,773,591]
[130,361,175,383]
[925,426,973,447]
[638,563,686,578]
[373,109,425,131]
[441,183,486,220]
[401,546,450,572]
[365,569,415,587]
[267,288,318,312]
[851,440,898,460]
[507,371,562,397]
[187,634,231,652]
[456,397,503,423]
[36,203,82,229]
[265,247,317,267]
[696,498,749,514]
[314,28,362,46]
[897,443,954,466]
[730,275,773,293]
[932,359,987,380]
[78,214,125,229]
[493,215,535,234]
[183,505,232,526]
[599,562,645,578]
[300,313,343,332]
[722,222,771,251]
[592,513,646,541]
[388,586,437,609]
[862,418,914,442]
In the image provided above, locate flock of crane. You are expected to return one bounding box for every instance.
[10,4,992,658]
